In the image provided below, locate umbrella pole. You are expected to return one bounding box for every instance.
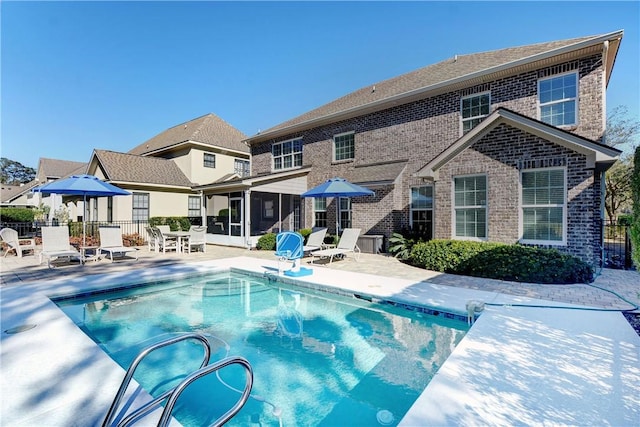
[83,194,87,248]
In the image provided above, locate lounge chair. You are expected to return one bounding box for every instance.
[154,227,178,253]
[99,227,139,262]
[303,227,327,255]
[183,226,207,253]
[311,228,361,264]
[39,226,82,268]
[0,228,36,258]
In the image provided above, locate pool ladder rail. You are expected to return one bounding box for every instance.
[103,333,254,427]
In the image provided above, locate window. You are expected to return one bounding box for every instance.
[521,168,565,243]
[272,138,302,171]
[132,193,149,221]
[410,186,433,239]
[204,153,216,168]
[188,196,201,217]
[461,93,490,133]
[339,197,352,230]
[454,175,487,239]
[334,132,355,161]
[538,73,577,126]
[234,159,250,177]
[314,198,327,228]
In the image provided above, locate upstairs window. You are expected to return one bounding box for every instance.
[521,168,565,244]
[234,159,250,177]
[454,175,487,239]
[461,93,490,133]
[272,138,302,171]
[538,72,577,126]
[204,153,216,168]
[334,132,355,161]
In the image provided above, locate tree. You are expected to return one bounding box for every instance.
[631,146,640,268]
[604,106,640,221]
[0,158,36,184]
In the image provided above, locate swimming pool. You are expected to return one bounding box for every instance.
[55,270,469,426]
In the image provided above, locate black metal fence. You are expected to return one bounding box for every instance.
[0,220,151,240]
[603,220,633,270]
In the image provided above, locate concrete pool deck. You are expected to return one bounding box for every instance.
[1,247,639,425]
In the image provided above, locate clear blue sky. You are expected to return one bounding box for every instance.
[2,1,638,169]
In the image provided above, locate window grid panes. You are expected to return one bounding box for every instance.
[539,73,577,126]
[410,186,433,239]
[339,197,352,230]
[522,169,565,242]
[334,133,355,161]
[314,197,327,228]
[454,176,487,239]
[204,153,216,168]
[461,93,490,133]
[234,159,250,177]
[272,139,302,171]
[188,196,201,217]
[132,193,149,221]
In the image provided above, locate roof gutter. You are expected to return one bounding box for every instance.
[246,30,623,145]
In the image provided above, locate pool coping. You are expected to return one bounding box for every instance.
[1,256,639,425]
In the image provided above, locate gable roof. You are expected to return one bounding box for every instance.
[247,30,623,144]
[128,113,250,156]
[91,150,194,188]
[37,158,87,182]
[1,180,39,204]
[416,108,622,180]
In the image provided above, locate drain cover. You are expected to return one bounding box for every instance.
[4,324,37,334]
[376,409,394,425]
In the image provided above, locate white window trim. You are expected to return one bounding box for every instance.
[460,91,491,135]
[272,137,303,171]
[451,174,488,241]
[313,197,327,228]
[537,71,579,128]
[338,197,352,231]
[332,131,355,163]
[203,153,216,168]
[519,166,567,246]
[409,186,434,235]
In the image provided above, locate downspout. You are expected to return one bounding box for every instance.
[199,190,205,229]
[244,189,251,248]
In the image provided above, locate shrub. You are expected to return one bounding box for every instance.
[298,228,312,243]
[409,239,593,284]
[0,207,35,222]
[122,233,145,247]
[410,239,501,272]
[388,233,413,260]
[149,216,192,231]
[257,233,276,250]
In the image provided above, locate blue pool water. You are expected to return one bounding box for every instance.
[56,271,469,426]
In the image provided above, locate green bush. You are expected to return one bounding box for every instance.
[409,239,593,284]
[618,214,634,226]
[257,233,276,250]
[410,239,502,272]
[149,216,192,231]
[0,207,35,222]
[298,228,312,243]
[632,146,640,268]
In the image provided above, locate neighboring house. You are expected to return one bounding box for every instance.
[85,113,250,226]
[1,181,39,208]
[209,30,623,266]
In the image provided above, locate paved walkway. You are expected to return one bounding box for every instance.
[2,244,638,311]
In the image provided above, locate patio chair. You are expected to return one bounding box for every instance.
[183,226,207,253]
[311,228,361,264]
[99,227,139,262]
[39,226,82,268]
[154,227,178,253]
[0,228,36,258]
[303,227,327,255]
[145,226,158,252]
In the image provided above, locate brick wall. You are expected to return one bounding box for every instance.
[251,54,606,262]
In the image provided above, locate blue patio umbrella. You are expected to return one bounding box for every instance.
[301,178,374,233]
[33,174,130,246]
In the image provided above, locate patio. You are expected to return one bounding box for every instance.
[1,245,639,425]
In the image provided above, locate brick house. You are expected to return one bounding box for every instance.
[220,30,623,266]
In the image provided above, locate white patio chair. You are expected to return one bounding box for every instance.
[99,227,139,262]
[145,226,158,252]
[303,227,327,255]
[0,228,36,258]
[183,226,207,253]
[311,228,361,264]
[154,227,178,253]
[39,226,82,268]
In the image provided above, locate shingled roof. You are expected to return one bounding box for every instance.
[92,150,194,188]
[247,31,622,144]
[36,158,87,182]
[128,113,250,156]
[1,181,39,204]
